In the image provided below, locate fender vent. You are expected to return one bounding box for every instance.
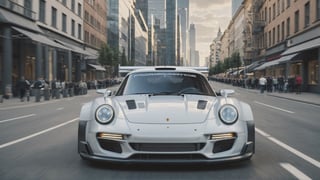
[197,100,207,110]
[126,100,137,110]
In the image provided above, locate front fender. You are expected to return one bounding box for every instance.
[80,102,93,121]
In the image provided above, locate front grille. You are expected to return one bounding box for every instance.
[129,143,205,152]
[129,154,207,160]
[97,139,122,153]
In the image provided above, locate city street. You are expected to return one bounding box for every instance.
[0,83,319,180]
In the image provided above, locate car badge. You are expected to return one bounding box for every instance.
[166,118,170,122]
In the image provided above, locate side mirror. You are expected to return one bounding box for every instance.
[220,89,235,98]
[96,89,112,97]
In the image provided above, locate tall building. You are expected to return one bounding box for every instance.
[107,0,148,66]
[148,0,166,28]
[178,0,189,25]
[83,0,107,80]
[189,23,196,66]
[165,0,178,65]
[83,0,107,50]
[178,0,190,66]
[210,28,222,67]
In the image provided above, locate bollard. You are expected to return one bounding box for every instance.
[35,89,41,102]
[44,89,50,100]
[56,89,61,99]
[63,89,68,98]
[69,88,74,97]
[26,90,30,102]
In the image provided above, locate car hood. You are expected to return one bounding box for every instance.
[114,95,216,124]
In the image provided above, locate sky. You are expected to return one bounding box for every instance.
[189,0,232,66]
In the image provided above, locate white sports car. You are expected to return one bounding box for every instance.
[78,67,254,163]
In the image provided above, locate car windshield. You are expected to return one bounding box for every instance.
[117,72,215,96]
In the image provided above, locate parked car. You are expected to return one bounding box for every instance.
[78,67,255,163]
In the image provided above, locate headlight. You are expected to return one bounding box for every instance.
[219,105,238,125]
[95,104,114,124]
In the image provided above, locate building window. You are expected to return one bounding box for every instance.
[24,0,32,18]
[265,7,267,21]
[85,31,89,43]
[71,0,75,12]
[62,0,67,6]
[269,7,271,23]
[51,7,57,28]
[304,2,310,28]
[277,25,280,42]
[308,60,319,85]
[287,0,291,8]
[282,0,285,12]
[281,21,285,41]
[78,24,82,40]
[286,18,290,37]
[71,19,75,36]
[317,0,320,20]
[277,0,280,15]
[272,27,275,45]
[84,11,89,22]
[39,0,46,23]
[78,3,82,17]
[294,10,299,33]
[62,13,67,32]
[273,3,276,19]
[268,31,271,47]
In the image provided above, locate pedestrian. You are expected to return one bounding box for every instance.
[51,79,57,98]
[17,76,28,102]
[259,76,267,94]
[278,76,284,92]
[295,74,302,94]
[272,76,278,92]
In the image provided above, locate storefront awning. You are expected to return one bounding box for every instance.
[276,53,298,64]
[254,53,298,71]
[54,39,92,56]
[0,8,42,32]
[282,37,320,56]
[255,60,278,71]
[12,27,68,50]
[87,64,106,71]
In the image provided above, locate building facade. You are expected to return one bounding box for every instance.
[254,0,320,93]
[0,0,96,96]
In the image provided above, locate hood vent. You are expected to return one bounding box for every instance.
[126,100,137,110]
[197,100,207,110]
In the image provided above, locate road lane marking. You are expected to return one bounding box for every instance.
[0,118,79,149]
[256,128,320,168]
[280,163,312,180]
[254,101,295,114]
[0,114,36,124]
[56,107,64,111]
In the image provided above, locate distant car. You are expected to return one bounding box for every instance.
[78,67,254,163]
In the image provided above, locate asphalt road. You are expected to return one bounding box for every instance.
[0,83,319,180]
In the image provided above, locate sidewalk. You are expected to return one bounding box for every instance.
[0,90,97,108]
[210,81,320,106]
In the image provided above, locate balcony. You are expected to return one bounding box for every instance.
[0,0,36,21]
